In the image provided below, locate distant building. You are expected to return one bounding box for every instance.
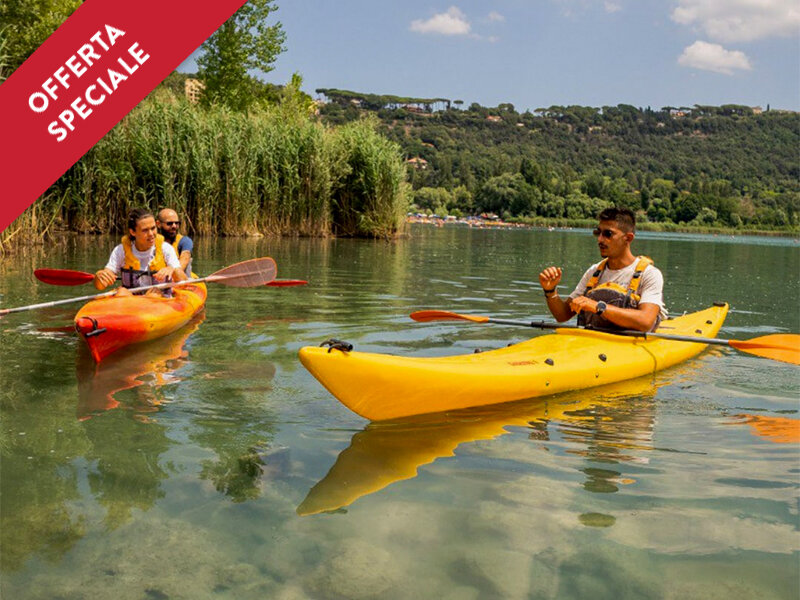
[486,115,502,123]
[406,157,428,170]
[185,78,205,104]
[752,106,763,115]
[402,104,427,114]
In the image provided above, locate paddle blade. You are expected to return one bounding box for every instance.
[729,334,800,365]
[266,279,308,287]
[410,310,489,323]
[35,268,94,286]
[207,257,277,288]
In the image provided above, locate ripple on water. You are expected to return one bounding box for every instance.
[1,229,798,599]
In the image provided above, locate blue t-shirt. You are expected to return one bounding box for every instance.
[176,236,193,275]
[177,236,193,255]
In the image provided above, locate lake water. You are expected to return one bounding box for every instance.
[1,224,799,599]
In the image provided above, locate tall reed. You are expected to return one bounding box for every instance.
[1,92,408,252]
[329,116,410,237]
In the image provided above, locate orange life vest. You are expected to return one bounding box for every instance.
[578,256,660,331]
[120,234,167,288]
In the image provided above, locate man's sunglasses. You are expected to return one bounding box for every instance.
[592,228,617,239]
[162,220,180,226]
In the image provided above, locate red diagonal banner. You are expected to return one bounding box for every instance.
[0,0,248,233]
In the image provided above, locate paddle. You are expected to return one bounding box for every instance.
[34,268,305,288]
[1,257,277,316]
[410,310,800,365]
[266,279,308,287]
[34,268,95,285]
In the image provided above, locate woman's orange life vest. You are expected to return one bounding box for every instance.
[120,234,167,288]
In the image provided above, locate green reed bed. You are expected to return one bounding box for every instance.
[330,117,411,238]
[1,95,408,251]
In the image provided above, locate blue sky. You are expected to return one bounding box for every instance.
[179,0,800,111]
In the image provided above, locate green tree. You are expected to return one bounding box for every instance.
[452,185,473,213]
[0,25,9,82]
[280,72,315,115]
[197,0,286,110]
[0,0,81,75]
[672,194,701,223]
[477,173,535,215]
[413,187,452,213]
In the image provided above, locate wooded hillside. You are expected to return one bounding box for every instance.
[318,92,800,230]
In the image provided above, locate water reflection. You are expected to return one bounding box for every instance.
[81,407,173,530]
[2,230,797,596]
[200,441,290,503]
[298,377,658,516]
[726,414,800,444]
[75,315,204,420]
[186,357,282,504]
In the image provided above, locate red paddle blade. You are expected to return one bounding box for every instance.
[34,269,94,286]
[266,279,308,287]
[730,334,800,365]
[410,310,490,323]
[207,257,277,287]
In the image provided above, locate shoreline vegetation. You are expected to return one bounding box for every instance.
[406,214,799,237]
[5,89,797,255]
[319,90,800,237]
[2,0,797,254]
[0,89,410,253]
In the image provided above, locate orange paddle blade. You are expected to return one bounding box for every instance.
[410,310,489,323]
[207,257,277,288]
[729,334,800,365]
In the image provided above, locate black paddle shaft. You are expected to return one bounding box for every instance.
[486,317,734,347]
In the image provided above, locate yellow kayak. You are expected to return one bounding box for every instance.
[299,304,729,420]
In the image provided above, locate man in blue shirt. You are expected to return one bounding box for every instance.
[157,208,194,276]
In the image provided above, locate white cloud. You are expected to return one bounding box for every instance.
[553,0,623,16]
[678,41,753,75]
[672,0,800,43]
[488,11,505,22]
[410,6,471,35]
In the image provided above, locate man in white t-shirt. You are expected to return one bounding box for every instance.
[94,208,187,296]
[538,207,667,332]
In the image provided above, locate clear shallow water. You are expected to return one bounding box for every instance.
[1,225,798,599]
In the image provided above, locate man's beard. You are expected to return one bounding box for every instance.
[161,229,176,243]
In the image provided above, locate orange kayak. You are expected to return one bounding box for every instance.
[74,282,207,362]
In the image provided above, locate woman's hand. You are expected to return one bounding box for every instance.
[94,268,116,290]
[153,267,175,282]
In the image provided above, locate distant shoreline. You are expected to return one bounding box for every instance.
[406,215,799,238]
